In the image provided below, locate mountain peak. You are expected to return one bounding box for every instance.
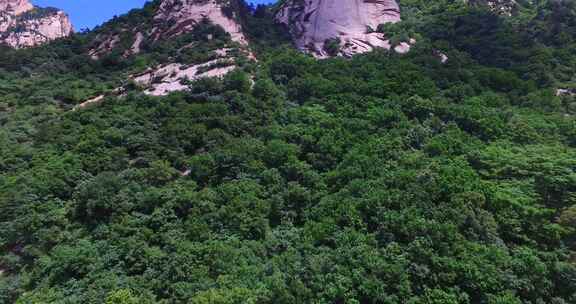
[0,0,34,16]
[0,0,73,48]
[153,0,247,45]
[90,0,249,58]
[87,0,253,96]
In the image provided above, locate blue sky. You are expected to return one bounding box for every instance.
[32,0,276,30]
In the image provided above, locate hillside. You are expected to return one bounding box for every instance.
[1,0,576,303]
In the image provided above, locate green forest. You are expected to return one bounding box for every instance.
[1,0,576,303]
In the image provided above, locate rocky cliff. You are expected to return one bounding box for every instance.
[90,0,248,58]
[0,0,32,15]
[140,0,251,96]
[87,0,252,96]
[152,0,247,45]
[0,0,73,48]
[276,0,404,58]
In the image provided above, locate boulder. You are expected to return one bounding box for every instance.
[276,0,402,58]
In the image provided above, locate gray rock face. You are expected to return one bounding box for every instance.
[0,0,73,48]
[276,0,403,58]
[132,51,237,96]
[153,0,247,45]
[85,0,254,98]
[0,0,32,16]
[135,0,252,95]
[90,0,249,58]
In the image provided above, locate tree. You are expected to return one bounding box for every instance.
[106,290,139,304]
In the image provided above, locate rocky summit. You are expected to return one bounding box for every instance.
[0,0,32,15]
[152,0,247,45]
[90,0,248,58]
[87,0,252,96]
[0,0,73,48]
[276,0,404,58]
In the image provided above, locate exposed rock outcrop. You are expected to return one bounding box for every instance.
[57,0,267,104]
[85,0,252,97]
[276,0,403,58]
[90,0,248,58]
[556,88,576,97]
[0,0,73,48]
[132,48,237,96]
[468,0,518,16]
[152,0,247,45]
[0,0,32,16]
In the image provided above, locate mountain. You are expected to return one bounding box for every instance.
[0,0,73,48]
[87,0,252,96]
[152,0,248,45]
[276,0,406,58]
[2,1,576,303]
[89,0,249,58]
[0,0,32,15]
[274,0,523,58]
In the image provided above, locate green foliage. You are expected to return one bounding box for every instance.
[323,38,341,57]
[190,287,261,304]
[106,289,139,304]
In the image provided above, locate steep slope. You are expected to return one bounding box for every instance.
[152,0,247,45]
[88,0,252,96]
[0,0,73,48]
[90,0,248,58]
[276,0,406,58]
[0,0,32,15]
